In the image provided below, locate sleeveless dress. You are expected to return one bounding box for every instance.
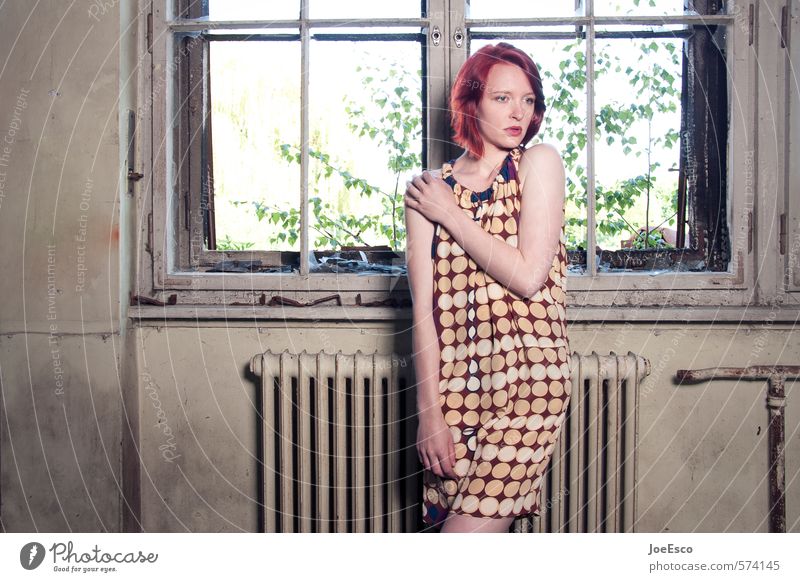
[421,144,572,527]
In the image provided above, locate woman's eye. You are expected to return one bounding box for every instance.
[526,98,535,105]
[496,95,507,102]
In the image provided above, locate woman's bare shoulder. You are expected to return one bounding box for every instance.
[519,142,565,188]
[521,142,564,165]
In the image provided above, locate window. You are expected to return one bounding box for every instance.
[148,0,427,297]
[467,0,735,281]
[144,0,752,305]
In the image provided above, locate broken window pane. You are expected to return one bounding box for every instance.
[593,36,684,264]
[594,24,729,272]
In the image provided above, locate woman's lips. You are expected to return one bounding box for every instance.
[505,127,521,136]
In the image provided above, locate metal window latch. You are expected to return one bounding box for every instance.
[431,24,441,46]
[126,110,143,196]
[453,27,463,48]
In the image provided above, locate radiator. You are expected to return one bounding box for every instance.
[249,349,650,533]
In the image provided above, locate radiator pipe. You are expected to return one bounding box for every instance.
[676,365,800,533]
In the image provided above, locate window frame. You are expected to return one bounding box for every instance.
[146,0,439,297]
[784,0,800,292]
[141,0,756,307]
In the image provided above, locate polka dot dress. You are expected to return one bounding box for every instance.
[421,144,572,527]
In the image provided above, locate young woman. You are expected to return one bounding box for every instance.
[404,42,571,533]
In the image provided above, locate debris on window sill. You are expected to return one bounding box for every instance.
[206,259,265,273]
[597,248,708,272]
[309,246,406,276]
[130,293,177,306]
[266,294,342,307]
[200,246,407,275]
[355,293,412,308]
[567,248,710,273]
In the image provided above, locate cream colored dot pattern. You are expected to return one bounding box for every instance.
[422,145,572,527]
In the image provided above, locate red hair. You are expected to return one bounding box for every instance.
[449,42,546,158]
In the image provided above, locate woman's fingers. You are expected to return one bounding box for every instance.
[404,193,419,213]
[423,450,431,472]
[425,452,442,477]
[435,448,455,479]
[420,442,459,480]
[428,451,442,477]
[417,409,461,480]
[439,453,453,479]
[437,445,455,480]
[405,179,421,202]
[412,174,430,191]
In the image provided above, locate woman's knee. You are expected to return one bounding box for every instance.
[439,513,514,533]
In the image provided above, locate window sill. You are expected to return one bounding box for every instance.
[155,265,746,292]
[128,304,799,324]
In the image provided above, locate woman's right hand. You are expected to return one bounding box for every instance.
[416,408,459,480]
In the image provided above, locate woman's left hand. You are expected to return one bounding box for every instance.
[404,171,457,226]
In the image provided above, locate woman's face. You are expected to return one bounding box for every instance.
[475,62,536,153]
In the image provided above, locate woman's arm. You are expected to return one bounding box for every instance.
[406,200,459,480]
[440,144,566,299]
[404,202,443,416]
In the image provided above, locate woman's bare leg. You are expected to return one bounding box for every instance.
[439,513,514,533]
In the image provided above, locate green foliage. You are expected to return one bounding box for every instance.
[630,228,670,250]
[540,37,682,250]
[238,55,421,251]
[216,233,256,251]
[226,38,682,253]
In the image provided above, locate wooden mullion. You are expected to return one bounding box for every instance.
[586,0,597,276]
[300,0,310,276]
[205,38,216,250]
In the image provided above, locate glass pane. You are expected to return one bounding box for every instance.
[310,0,421,19]
[470,24,581,34]
[467,0,583,19]
[594,21,688,33]
[310,26,422,35]
[209,41,301,251]
[204,29,300,38]
[469,38,588,273]
[307,40,423,255]
[592,36,684,261]
[595,0,695,16]
[208,0,301,20]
